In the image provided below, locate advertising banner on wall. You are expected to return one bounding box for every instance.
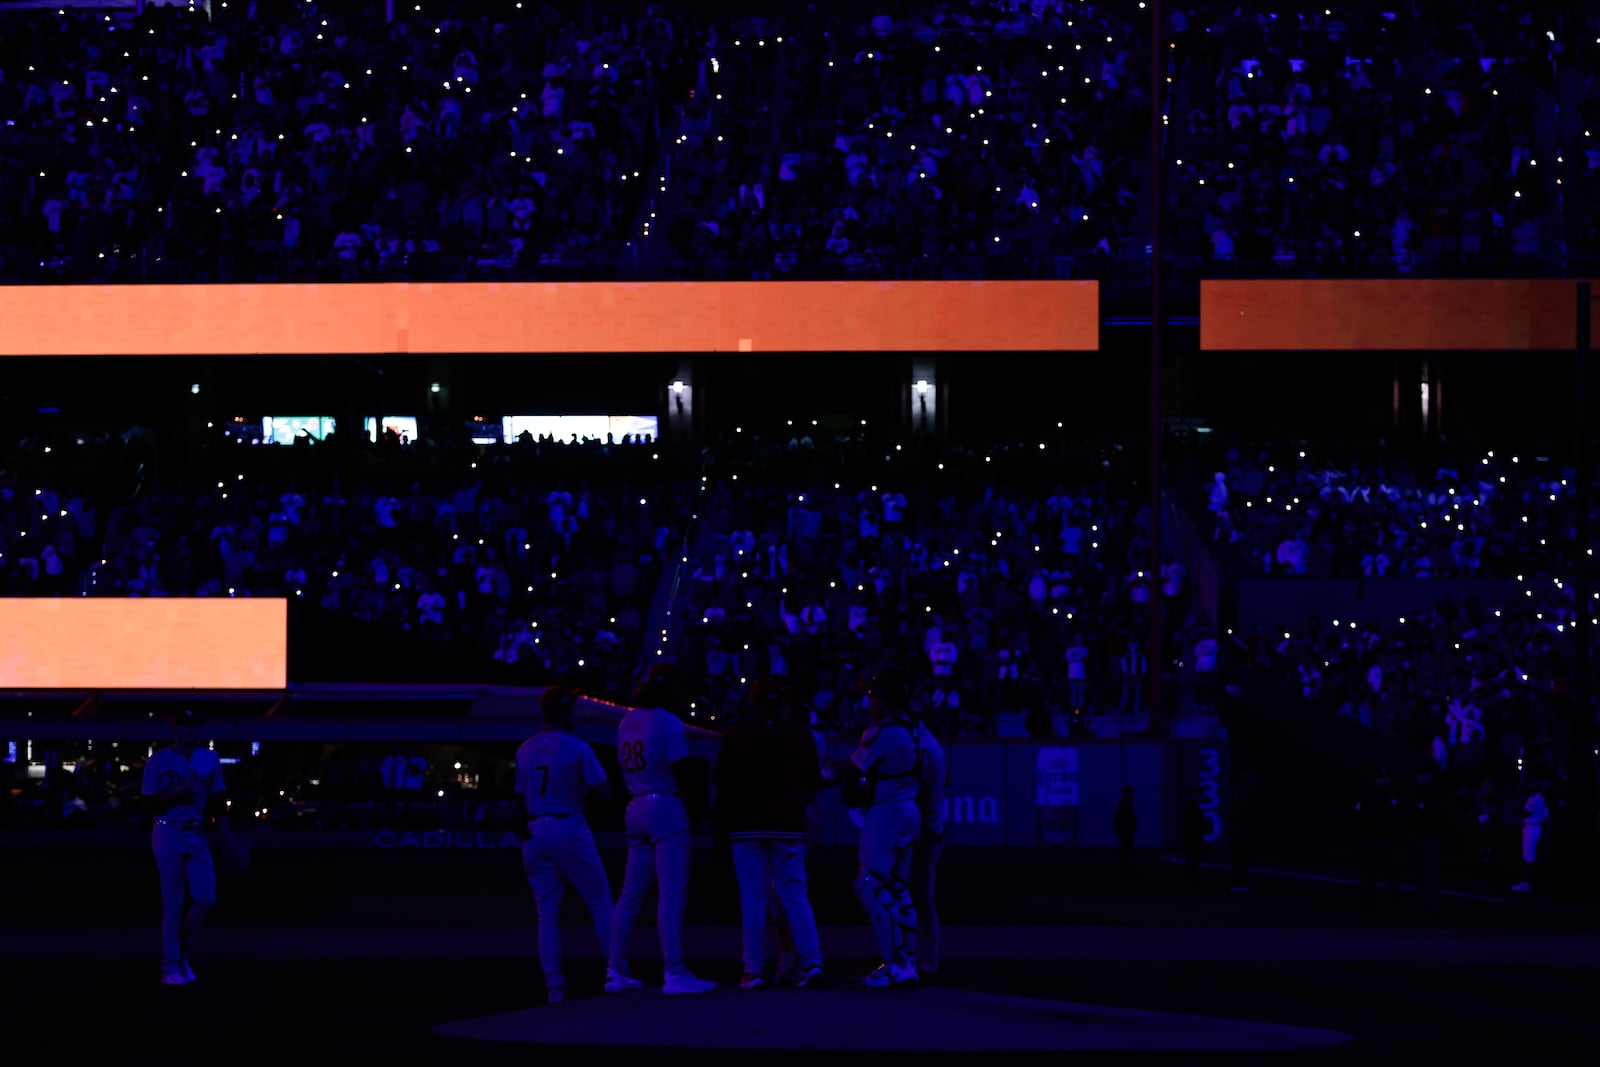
[0,599,288,689]
[1169,739,1231,848]
[1035,746,1081,845]
[1201,279,1600,351]
[817,739,1212,848]
[0,281,1098,355]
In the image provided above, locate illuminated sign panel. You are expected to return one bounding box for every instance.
[0,600,288,689]
[1202,280,1600,350]
[0,282,1097,354]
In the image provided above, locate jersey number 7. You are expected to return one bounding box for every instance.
[535,765,549,796]
[621,740,647,773]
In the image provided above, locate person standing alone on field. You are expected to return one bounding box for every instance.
[142,710,234,986]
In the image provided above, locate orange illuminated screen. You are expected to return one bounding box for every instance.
[0,600,287,689]
[0,281,1097,355]
[1202,280,1600,351]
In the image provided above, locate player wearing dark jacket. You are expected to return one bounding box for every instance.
[713,680,825,989]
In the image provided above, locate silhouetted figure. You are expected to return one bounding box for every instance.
[1512,779,1549,894]
[712,677,824,989]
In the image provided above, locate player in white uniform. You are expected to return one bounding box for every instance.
[515,686,616,1004]
[141,710,234,986]
[607,666,717,995]
[909,711,948,983]
[826,667,922,987]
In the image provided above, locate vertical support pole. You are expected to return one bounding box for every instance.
[1575,284,1593,821]
[1148,0,1165,732]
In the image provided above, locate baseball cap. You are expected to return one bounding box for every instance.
[634,663,683,709]
[541,686,580,717]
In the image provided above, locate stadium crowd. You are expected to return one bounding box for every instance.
[1190,431,1591,820]
[1241,581,1582,771]
[0,421,678,697]
[651,0,1147,277]
[1170,1,1586,273]
[2,418,1590,904]
[2,0,678,282]
[2,413,1227,740]
[5,1,1600,281]
[1198,439,1581,579]
[0,0,1148,283]
[660,430,1200,738]
[6,420,1590,739]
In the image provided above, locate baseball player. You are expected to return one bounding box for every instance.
[515,686,616,1004]
[141,710,233,986]
[607,665,717,995]
[1512,779,1549,893]
[909,705,948,983]
[712,678,825,989]
[825,666,921,987]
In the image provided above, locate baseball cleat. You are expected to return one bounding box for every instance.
[604,970,645,993]
[159,972,191,986]
[546,986,565,1005]
[663,972,718,996]
[890,962,920,986]
[1510,882,1533,893]
[860,964,896,988]
[739,973,767,990]
[794,966,826,988]
[181,961,197,983]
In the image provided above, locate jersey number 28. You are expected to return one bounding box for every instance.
[620,740,647,773]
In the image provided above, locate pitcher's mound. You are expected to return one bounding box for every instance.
[433,985,1351,1052]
